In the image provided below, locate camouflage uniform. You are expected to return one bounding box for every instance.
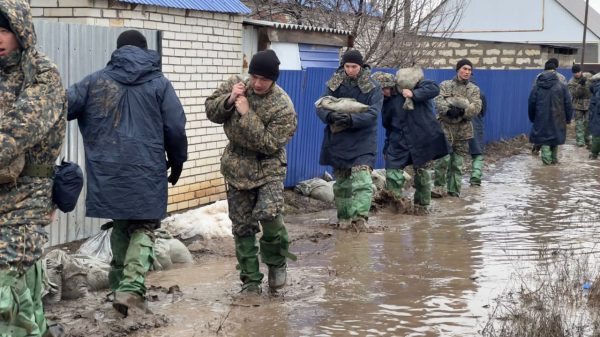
[0,1,66,336]
[433,77,481,197]
[568,75,592,146]
[205,75,297,290]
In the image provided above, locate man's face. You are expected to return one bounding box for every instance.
[574,71,583,79]
[249,74,274,95]
[0,27,19,57]
[383,87,392,97]
[458,65,472,81]
[344,63,361,78]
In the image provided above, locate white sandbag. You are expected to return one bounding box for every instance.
[162,200,233,240]
[76,228,112,264]
[314,96,369,114]
[446,96,470,110]
[153,238,194,271]
[371,169,387,191]
[395,67,424,110]
[294,178,335,202]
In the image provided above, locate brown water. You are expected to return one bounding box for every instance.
[133,144,600,337]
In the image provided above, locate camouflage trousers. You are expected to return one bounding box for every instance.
[0,261,48,337]
[386,167,431,206]
[333,165,373,224]
[227,181,284,238]
[109,220,157,297]
[575,110,590,146]
[434,140,469,196]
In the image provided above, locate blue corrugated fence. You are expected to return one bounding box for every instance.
[279,67,572,187]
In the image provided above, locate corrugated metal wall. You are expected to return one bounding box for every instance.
[34,21,158,245]
[279,67,573,187]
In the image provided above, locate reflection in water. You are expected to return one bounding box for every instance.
[138,144,600,336]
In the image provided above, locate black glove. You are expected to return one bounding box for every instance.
[579,78,587,85]
[446,105,465,119]
[334,112,353,128]
[167,161,183,186]
[326,111,346,124]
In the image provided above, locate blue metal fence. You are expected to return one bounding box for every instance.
[278,67,572,187]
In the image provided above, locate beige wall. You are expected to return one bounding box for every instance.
[30,0,241,213]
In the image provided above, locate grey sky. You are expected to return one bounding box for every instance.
[589,0,600,13]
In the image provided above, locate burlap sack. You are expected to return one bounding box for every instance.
[395,67,424,110]
[315,96,369,133]
[447,96,470,110]
[0,154,25,184]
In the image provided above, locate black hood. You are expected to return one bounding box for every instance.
[105,46,162,85]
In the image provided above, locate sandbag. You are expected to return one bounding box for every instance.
[76,228,112,264]
[294,178,335,202]
[447,96,470,110]
[314,96,369,114]
[153,238,194,271]
[395,67,424,110]
[371,169,387,191]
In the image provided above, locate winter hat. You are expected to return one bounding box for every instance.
[456,59,473,71]
[572,64,582,73]
[544,58,559,70]
[341,50,364,66]
[248,49,280,81]
[0,11,11,32]
[117,30,148,49]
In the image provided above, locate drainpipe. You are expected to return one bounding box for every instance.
[581,0,589,65]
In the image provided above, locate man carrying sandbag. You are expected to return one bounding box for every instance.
[316,50,383,230]
[432,59,482,198]
[0,1,66,336]
[372,70,448,213]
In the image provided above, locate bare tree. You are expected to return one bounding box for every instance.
[243,0,467,68]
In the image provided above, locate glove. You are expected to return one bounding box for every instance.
[579,78,587,85]
[326,111,347,124]
[167,161,183,186]
[446,105,465,119]
[334,112,353,128]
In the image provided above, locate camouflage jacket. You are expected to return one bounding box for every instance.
[0,0,67,271]
[568,76,591,111]
[205,75,297,190]
[435,77,482,141]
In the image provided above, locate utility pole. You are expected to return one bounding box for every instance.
[581,0,590,65]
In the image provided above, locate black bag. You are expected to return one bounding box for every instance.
[52,160,84,213]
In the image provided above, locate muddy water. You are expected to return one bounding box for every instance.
[134,144,600,337]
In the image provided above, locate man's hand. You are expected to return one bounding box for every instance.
[167,161,183,186]
[579,78,587,86]
[227,81,246,106]
[402,89,413,98]
[446,105,465,119]
[235,96,250,115]
[334,112,353,128]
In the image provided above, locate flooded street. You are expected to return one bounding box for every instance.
[125,144,600,336]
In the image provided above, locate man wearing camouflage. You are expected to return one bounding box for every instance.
[206,50,297,294]
[432,59,482,198]
[372,71,448,213]
[568,64,592,147]
[317,50,383,229]
[0,1,66,336]
[68,30,188,315]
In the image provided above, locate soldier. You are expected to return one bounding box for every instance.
[372,70,448,213]
[68,30,188,315]
[206,50,298,294]
[528,59,573,165]
[567,64,592,147]
[587,73,600,159]
[531,58,567,156]
[0,1,66,336]
[316,50,383,229]
[432,59,482,198]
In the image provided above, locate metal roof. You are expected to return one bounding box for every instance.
[243,18,351,36]
[117,0,251,14]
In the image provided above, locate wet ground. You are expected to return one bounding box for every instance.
[47,141,600,337]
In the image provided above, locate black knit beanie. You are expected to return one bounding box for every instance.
[117,30,148,49]
[544,58,559,70]
[341,50,364,66]
[572,64,582,73]
[249,49,280,81]
[456,59,473,71]
[0,11,11,32]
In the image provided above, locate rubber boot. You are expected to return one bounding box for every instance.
[413,167,431,211]
[385,168,405,200]
[591,136,600,159]
[470,155,484,186]
[234,235,263,293]
[432,155,450,197]
[260,215,296,290]
[540,145,553,165]
[447,153,464,197]
[113,291,149,316]
[550,146,559,164]
[333,174,353,227]
[350,169,373,221]
[108,220,130,292]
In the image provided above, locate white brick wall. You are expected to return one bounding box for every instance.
[31,1,242,212]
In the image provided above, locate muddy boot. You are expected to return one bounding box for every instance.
[268,264,287,290]
[43,322,65,337]
[240,282,262,294]
[431,185,447,198]
[235,235,264,293]
[113,291,149,316]
[352,217,370,232]
[531,144,541,156]
[337,218,352,230]
[413,204,430,215]
[590,153,599,160]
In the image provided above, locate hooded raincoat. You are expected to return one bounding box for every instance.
[68,46,187,220]
[0,0,66,269]
[528,71,573,146]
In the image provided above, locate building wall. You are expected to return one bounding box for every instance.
[418,38,576,69]
[29,0,244,213]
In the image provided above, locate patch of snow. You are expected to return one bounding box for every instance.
[162,200,232,239]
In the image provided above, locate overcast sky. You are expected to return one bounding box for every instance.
[589,0,600,12]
